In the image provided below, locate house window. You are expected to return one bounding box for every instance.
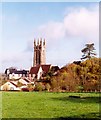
[12,73,15,77]
[10,87,14,90]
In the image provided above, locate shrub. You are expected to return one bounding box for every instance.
[34,82,45,91]
[27,84,35,92]
[21,88,29,92]
[45,83,51,91]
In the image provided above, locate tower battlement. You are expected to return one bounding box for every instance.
[34,38,45,47]
[33,38,46,66]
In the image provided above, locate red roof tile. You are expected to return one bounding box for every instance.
[23,78,30,83]
[41,64,51,73]
[29,66,40,74]
[29,64,51,75]
[10,82,18,87]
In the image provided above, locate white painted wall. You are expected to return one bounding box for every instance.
[37,67,43,79]
[9,73,22,79]
[0,82,20,91]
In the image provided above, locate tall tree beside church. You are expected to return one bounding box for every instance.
[81,43,96,60]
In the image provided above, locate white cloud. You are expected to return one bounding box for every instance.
[38,21,65,40]
[36,5,99,44]
[64,6,99,41]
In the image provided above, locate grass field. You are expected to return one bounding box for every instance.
[1,92,100,119]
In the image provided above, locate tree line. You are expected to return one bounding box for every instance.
[43,43,100,92]
[49,57,101,92]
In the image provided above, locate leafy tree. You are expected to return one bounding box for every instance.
[51,63,80,92]
[81,43,96,60]
[34,82,45,91]
[27,83,35,92]
[45,83,51,91]
[79,58,100,91]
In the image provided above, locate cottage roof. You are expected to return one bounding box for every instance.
[29,64,51,75]
[5,68,17,74]
[5,67,29,74]
[41,64,51,73]
[29,66,40,74]
[23,78,30,83]
[14,70,29,74]
[10,81,18,87]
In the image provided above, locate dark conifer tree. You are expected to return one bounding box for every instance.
[81,43,96,60]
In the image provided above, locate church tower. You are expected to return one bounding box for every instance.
[33,38,46,66]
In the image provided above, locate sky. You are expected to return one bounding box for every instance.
[0,1,99,72]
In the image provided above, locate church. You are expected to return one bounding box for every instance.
[29,38,59,80]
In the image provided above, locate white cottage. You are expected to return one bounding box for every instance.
[0,81,20,91]
[5,68,29,80]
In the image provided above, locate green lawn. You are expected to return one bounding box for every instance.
[1,92,100,119]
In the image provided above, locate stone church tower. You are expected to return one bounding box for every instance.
[33,38,46,66]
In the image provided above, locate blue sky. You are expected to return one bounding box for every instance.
[0,1,99,72]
